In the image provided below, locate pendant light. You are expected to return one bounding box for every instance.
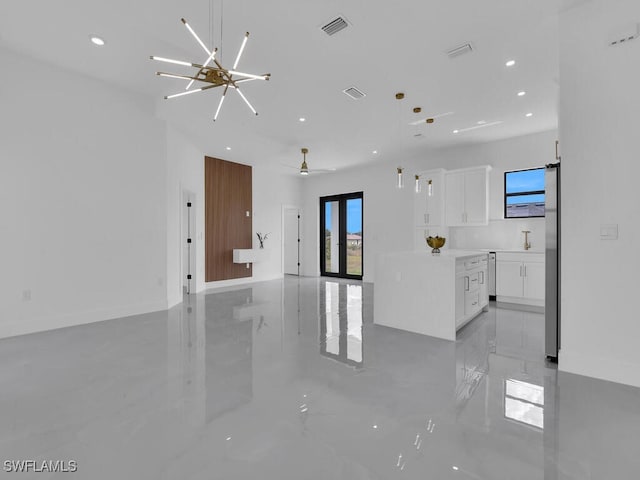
[427,179,433,197]
[395,92,405,189]
[415,175,421,193]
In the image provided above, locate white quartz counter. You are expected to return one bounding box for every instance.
[374,250,489,341]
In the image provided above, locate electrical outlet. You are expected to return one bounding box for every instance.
[22,289,31,301]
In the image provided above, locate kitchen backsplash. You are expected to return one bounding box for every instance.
[449,218,545,252]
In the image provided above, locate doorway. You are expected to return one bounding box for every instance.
[283,206,301,275]
[320,192,363,279]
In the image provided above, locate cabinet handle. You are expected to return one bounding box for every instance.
[524,265,527,277]
[480,271,485,284]
[465,276,470,291]
[519,265,523,277]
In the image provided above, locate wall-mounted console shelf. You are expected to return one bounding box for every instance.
[233,249,269,264]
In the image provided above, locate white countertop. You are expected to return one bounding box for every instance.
[387,249,488,260]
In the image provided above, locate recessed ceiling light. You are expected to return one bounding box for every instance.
[525,112,533,117]
[517,91,526,97]
[505,60,516,67]
[372,150,378,154]
[477,120,486,125]
[226,146,231,150]
[90,35,105,46]
[453,129,459,134]
[299,117,306,122]
[452,466,459,471]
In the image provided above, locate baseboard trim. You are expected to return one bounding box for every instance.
[559,349,640,389]
[204,274,284,291]
[0,299,168,340]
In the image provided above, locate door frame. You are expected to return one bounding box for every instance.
[282,204,301,275]
[319,191,363,280]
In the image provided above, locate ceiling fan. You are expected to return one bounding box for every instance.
[283,148,336,175]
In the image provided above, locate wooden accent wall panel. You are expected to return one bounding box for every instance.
[205,156,252,281]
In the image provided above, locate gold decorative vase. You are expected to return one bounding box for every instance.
[426,236,446,254]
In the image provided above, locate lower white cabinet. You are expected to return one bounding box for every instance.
[496,252,545,306]
[455,255,489,329]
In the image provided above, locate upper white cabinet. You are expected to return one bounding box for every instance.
[444,166,491,226]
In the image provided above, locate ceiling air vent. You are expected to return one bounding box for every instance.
[446,43,473,59]
[322,16,350,36]
[342,86,366,100]
[608,23,639,46]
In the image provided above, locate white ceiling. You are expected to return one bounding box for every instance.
[0,0,564,173]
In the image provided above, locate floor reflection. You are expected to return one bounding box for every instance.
[4,277,640,479]
[319,280,363,367]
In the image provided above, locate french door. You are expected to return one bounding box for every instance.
[320,192,363,279]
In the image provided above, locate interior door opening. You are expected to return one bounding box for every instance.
[283,206,301,275]
[320,192,363,279]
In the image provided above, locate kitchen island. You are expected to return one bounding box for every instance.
[374,250,489,341]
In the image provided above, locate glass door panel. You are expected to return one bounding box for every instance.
[324,200,340,274]
[346,198,362,277]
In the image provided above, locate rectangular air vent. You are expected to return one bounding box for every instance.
[322,16,349,36]
[446,43,473,59]
[342,86,366,100]
[608,23,639,46]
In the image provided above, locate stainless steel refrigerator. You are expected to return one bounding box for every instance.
[545,163,560,360]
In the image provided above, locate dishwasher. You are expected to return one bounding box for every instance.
[488,252,496,301]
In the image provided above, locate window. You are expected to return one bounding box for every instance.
[504,167,545,218]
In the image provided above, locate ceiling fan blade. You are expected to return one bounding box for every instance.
[408,111,454,125]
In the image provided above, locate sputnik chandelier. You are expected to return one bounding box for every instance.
[151,18,270,121]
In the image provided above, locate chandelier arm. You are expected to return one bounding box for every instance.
[213,84,230,122]
[181,18,213,57]
[232,32,249,70]
[186,48,218,91]
[164,83,222,100]
[234,87,258,116]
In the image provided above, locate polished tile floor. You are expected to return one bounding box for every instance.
[1,277,639,479]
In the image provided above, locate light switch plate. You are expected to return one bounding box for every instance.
[600,224,618,240]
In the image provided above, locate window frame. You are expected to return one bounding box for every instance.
[503,167,546,219]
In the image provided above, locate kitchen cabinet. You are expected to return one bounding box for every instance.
[496,252,545,307]
[455,254,489,329]
[374,250,489,341]
[444,166,490,226]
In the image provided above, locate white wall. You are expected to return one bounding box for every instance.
[558,0,640,387]
[163,127,302,293]
[0,46,168,338]
[300,164,415,282]
[165,126,206,305]
[300,129,555,282]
